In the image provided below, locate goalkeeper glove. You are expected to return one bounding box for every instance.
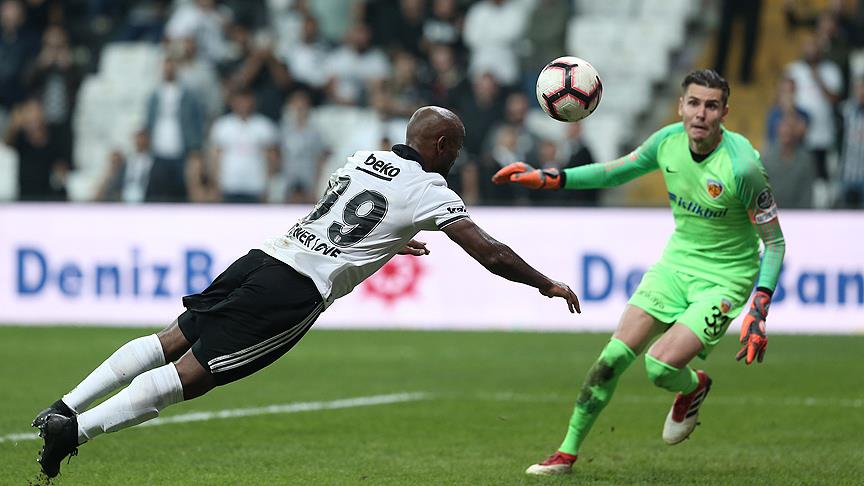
[736,290,770,365]
[491,162,563,190]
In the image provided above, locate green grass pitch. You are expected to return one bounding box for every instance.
[1,327,862,485]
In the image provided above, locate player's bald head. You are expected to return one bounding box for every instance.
[406,106,465,177]
[406,106,464,143]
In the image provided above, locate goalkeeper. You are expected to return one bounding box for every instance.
[492,69,785,475]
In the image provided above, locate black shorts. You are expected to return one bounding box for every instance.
[178,249,324,386]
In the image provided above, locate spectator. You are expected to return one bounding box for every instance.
[454,72,505,204]
[764,76,810,147]
[815,10,851,93]
[269,0,304,55]
[522,0,569,91]
[175,37,223,125]
[422,43,464,109]
[93,130,154,203]
[322,22,390,106]
[560,122,599,206]
[185,150,220,203]
[375,50,427,119]
[761,115,815,209]
[278,90,327,204]
[455,72,505,163]
[528,138,569,206]
[281,14,331,104]
[223,23,293,122]
[209,90,279,203]
[3,98,67,201]
[488,92,536,159]
[838,78,864,208]
[0,0,39,111]
[364,0,426,57]
[164,0,229,64]
[114,0,169,43]
[307,0,364,45]
[784,0,864,47]
[475,91,537,204]
[421,0,464,58]
[478,124,527,205]
[785,35,843,181]
[23,25,82,165]
[713,0,763,83]
[220,0,268,30]
[143,57,204,202]
[463,0,534,87]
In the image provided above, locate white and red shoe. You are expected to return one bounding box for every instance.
[525,451,578,475]
[662,370,712,445]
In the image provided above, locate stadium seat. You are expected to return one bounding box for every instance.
[70,43,161,200]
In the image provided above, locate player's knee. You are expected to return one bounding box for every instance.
[644,354,680,391]
[601,338,637,371]
[157,320,193,362]
[174,353,215,400]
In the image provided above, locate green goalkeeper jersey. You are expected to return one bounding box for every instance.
[562,122,785,294]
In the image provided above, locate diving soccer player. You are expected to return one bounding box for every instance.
[32,107,581,479]
[493,69,785,475]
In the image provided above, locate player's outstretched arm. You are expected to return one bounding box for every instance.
[492,127,670,191]
[442,218,580,313]
[491,156,657,191]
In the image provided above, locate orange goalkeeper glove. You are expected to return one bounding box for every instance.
[491,162,563,190]
[736,290,770,364]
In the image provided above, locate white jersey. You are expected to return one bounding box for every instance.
[259,145,469,307]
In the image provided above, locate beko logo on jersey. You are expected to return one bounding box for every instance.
[357,154,400,181]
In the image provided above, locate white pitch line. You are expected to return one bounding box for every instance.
[466,391,864,409]
[0,392,430,445]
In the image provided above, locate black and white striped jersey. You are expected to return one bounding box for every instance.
[260,144,469,307]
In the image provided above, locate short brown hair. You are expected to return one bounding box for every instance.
[682,69,730,106]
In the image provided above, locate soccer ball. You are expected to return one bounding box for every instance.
[535,56,603,123]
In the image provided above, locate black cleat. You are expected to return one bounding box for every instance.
[36,414,80,478]
[32,399,75,427]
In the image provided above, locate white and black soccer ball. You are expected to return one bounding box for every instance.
[535,56,603,123]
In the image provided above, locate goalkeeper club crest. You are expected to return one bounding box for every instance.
[706,179,724,199]
[362,255,424,305]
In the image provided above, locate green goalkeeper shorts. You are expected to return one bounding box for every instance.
[628,263,750,359]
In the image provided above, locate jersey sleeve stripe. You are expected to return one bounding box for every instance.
[437,215,469,229]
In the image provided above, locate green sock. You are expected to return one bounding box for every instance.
[558,338,636,455]
[644,354,699,394]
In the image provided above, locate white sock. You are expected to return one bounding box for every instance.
[63,334,165,413]
[77,363,184,443]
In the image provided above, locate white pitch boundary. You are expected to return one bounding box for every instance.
[467,391,864,409]
[0,392,430,445]
[4,391,861,445]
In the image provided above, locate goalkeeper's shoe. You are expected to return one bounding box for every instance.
[35,413,80,478]
[32,399,75,427]
[662,370,712,445]
[525,451,578,475]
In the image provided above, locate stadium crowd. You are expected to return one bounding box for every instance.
[0,0,862,208]
[761,0,864,208]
